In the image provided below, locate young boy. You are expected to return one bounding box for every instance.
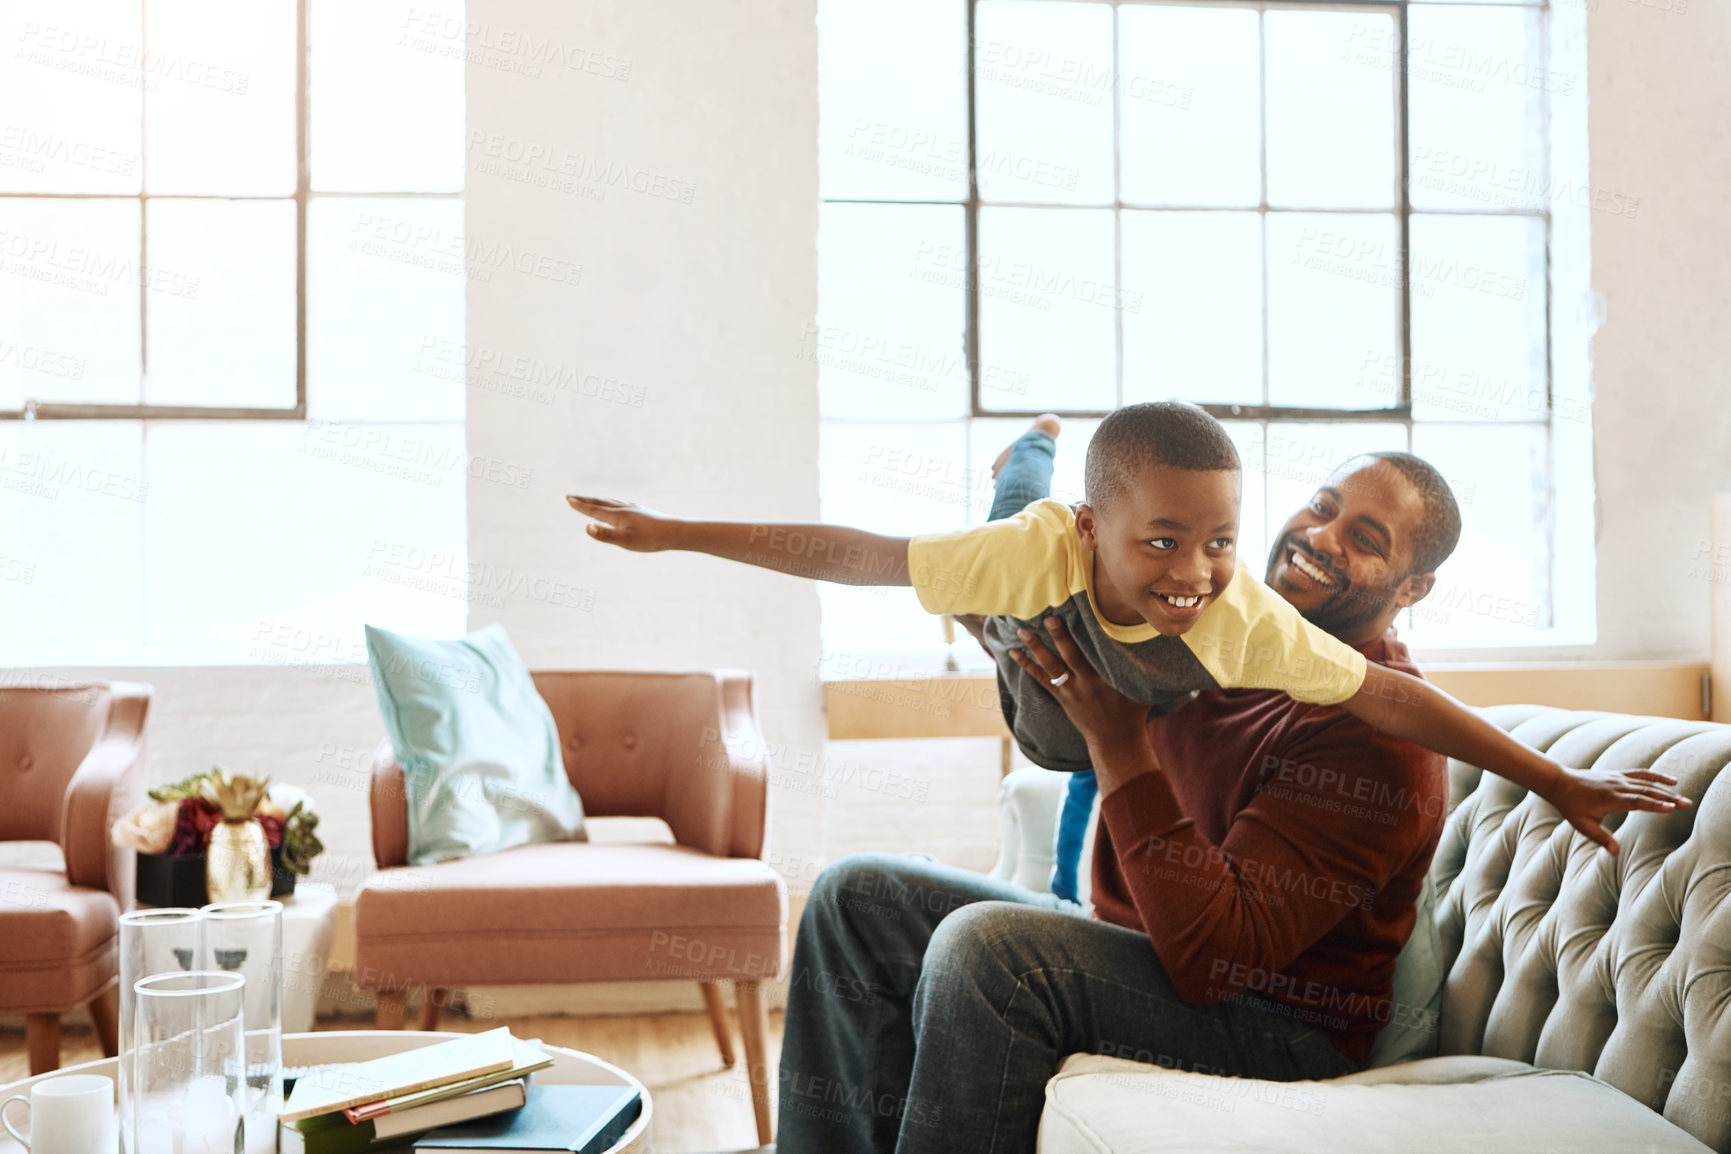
[568,402,1687,851]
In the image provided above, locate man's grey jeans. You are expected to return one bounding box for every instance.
[775,852,1359,1154]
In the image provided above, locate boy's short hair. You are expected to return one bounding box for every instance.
[1358,451,1461,575]
[1084,401,1241,510]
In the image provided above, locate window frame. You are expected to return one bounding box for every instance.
[0,0,464,423]
[819,0,1570,639]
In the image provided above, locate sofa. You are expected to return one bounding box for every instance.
[353,669,787,1145]
[993,705,1731,1153]
[0,681,150,1074]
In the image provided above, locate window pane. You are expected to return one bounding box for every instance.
[818,203,967,420]
[0,422,145,656]
[1266,213,1400,409]
[1410,215,1547,422]
[1122,211,1261,407]
[1221,421,1268,576]
[144,200,295,408]
[1406,422,1548,644]
[0,0,142,194]
[1408,6,1548,212]
[1255,422,1407,554]
[974,1,1114,205]
[0,199,140,408]
[977,207,1116,412]
[143,0,296,196]
[966,416,1098,523]
[144,422,466,660]
[313,0,466,193]
[1118,6,1259,208]
[307,198,466,421]
[818,0,967,201]
[818,421,967,662]
[1265,11,1396,209]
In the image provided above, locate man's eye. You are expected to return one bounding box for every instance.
[1355,533,1381,554]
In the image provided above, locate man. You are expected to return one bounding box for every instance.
[772,449,1679,1154]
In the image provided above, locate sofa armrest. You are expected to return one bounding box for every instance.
[666,671,769,860]
[990,766,1066,893]
[369,738,410,868]
[61,682,151,909]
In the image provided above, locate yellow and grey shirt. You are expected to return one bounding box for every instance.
[908,499,1370,773]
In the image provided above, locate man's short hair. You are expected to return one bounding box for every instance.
[1084,401,1241,510]
[1359,451,1462,575]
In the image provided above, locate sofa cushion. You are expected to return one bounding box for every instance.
[0,868,118,1012]
[353,842,786,987]
[1039,1054,1714,1153]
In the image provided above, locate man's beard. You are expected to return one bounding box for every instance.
[1265,535,1400,638]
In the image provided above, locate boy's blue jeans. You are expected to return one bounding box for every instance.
[987,428,1097,904]
[774,433,1358,1154]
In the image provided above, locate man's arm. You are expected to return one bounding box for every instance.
[1342,665,1689,853]
[568,494,911,585]
[1009,615,1415,1003]
[1091,727,1417,1007]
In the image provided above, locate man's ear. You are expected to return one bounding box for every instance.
[1073,502,1101,551]
[1392,571,1437,611]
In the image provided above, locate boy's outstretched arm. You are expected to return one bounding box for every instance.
[567,494,912,586]
[1343,664,1691,853]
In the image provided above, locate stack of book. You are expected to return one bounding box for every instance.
[277,1027,638,1153]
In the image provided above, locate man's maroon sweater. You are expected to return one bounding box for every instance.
[1091,631,1448,1064]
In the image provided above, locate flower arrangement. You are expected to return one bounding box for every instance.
[112,768,324,876]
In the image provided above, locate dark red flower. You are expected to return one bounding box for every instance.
[255,813,285,848]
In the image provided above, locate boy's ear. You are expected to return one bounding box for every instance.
[1073,503,1101,551]
[1392,571,1437,611]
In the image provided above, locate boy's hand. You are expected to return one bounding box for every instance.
[566,495,680,552]
[1541,765,1692,855]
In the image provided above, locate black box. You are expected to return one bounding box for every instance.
[135,844,296,907]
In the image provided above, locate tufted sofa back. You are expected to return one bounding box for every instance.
[1434,705,1731,1151]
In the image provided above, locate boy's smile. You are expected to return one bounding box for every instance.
[1074,464,1241,635]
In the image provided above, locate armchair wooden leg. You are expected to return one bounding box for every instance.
[734,981,773,1146]
[417,988,446,1032]
[375,992,407,1030]
[26,1013,60,1076]
[88,986,120,1058]
[699,981,736,1067]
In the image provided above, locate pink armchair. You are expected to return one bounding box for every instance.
[0,681,151,1074]
[354,670,787,1144]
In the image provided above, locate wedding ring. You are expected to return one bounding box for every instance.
[1050,672,1071,687]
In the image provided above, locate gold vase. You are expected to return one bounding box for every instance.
[206,818,271,903]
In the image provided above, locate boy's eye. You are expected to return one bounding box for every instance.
[1211,537,1235,551]
[1148,538,1176,551]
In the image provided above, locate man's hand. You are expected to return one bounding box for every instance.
[566,495,681,552]
[1007,616,1157,792]
[1541,766,1692,855]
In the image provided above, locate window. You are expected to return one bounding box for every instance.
[0,0,468,663]
[816,0,1594,672]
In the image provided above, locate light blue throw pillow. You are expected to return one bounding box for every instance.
[1368,871,1444,1067]
[365,623,586,866]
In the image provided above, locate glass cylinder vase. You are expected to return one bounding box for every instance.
[131,971,247,1154]
[202,899,283,1154]
[207,817,271,902]
[117,908,204,1154]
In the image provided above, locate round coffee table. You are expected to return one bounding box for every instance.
[0,1031,652,1153]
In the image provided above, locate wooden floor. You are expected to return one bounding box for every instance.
[0,1008,783,1154]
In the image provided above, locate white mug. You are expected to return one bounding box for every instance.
[1,1074,117,1154]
